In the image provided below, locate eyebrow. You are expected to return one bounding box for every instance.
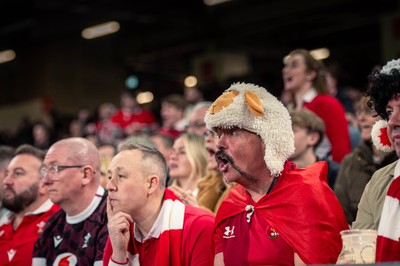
[108,166,125,173]
[11,167,26,173]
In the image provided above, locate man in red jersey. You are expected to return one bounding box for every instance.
[205,82,348,265]
[103,143,214,266]
[0,145,59,266]
[111,90,157,137]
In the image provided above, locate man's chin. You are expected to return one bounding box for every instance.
[223,172,238,184]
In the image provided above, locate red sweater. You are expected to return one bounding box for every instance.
[304,94,351,163]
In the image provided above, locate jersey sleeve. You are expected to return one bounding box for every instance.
[95,222,110,265]
[32,228,48,265]
[102,237,113,266]
[214,222,224,254]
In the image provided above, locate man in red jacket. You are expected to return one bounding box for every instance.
[205,82,348,265]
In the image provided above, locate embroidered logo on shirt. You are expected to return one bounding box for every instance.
[7,249,16,261]
[267,227,280,238]
[82,232,91,248]
[223,226,235,238]
[36,221,46,234]
[53,253,78,266]
[54,235,63,247]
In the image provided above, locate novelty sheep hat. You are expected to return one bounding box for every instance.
[204,82,294,176]
[371,59,400,152]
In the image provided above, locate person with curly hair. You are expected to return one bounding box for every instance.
[352,58,400,262]
[335,96,397,225]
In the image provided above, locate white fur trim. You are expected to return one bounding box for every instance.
[204,82,294,176]
[380,59,400,75]
[371,120,394,152]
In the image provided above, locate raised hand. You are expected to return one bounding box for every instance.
[107,196,133,263]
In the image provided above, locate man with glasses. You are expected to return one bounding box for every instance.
[0,144,59,265]
[33,137,108,266]
[185,101,212,136]
[206,83,348,265]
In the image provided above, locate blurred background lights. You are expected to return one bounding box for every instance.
[310,48,330,60]
[82,21,120,39]
[136,91,154,104]
[184,75,198,88]
[125,75,139,89]
[0,49,16,64]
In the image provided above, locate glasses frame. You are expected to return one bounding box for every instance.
[40,165,83,179]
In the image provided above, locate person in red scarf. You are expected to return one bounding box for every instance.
[204,82,348,265]
[103,143,214,266]
[353,58,400,262]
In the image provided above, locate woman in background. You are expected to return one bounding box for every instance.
[168,133,208,205]
[282,49,351,163]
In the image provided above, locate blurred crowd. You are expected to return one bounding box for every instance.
[1,49,400,265]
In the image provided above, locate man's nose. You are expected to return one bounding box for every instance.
[3,175,13,185]
[216,134,226,150]
[105,178,115,191]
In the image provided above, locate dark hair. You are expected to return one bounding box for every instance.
[366,68,400,120]
[15,144,45,161]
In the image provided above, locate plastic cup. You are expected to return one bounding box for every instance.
[338,229,377,264]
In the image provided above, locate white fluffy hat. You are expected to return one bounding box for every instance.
[204,82,294,176]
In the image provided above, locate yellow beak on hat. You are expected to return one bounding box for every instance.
[245,91,264,116]
[208,89,264,117]
[208,90,239,115]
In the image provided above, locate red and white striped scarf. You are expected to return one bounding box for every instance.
[376,172,400,262]
[127,189,185,265]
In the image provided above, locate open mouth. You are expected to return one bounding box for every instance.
[283,76,292,83]
[215,151,230,172]
[168,163,178,169]
[206,147,216,158]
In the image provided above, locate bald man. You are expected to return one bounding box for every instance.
[33,137,108,266]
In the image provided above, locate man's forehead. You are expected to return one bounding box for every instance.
[387,95,400,107]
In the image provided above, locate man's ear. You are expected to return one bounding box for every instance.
[82,166,94,185]
[308,132,320,147]
[147,175,160,194]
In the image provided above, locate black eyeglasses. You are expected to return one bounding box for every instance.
[40,165,83,180]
